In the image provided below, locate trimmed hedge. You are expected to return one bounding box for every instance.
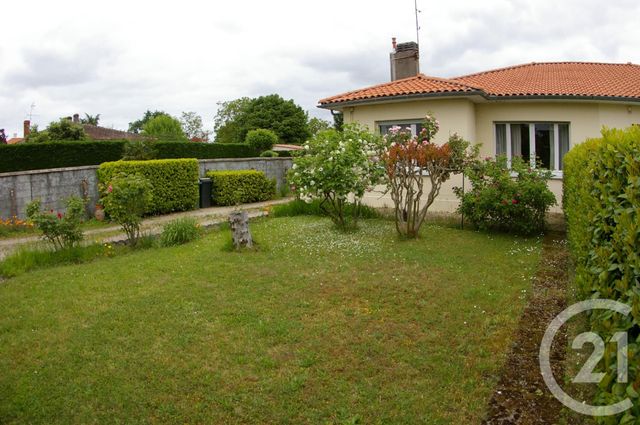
[0,141,261,173]
[0,141,126,173]
[98,159,199,215]
[563,126,640,422]
[206,170,276,206]
[153,142,258,159]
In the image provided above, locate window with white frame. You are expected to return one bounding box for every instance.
[495,122,570,171]
[378,120,423,136]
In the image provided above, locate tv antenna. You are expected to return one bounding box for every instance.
[414,0,421,47]
[27,102,38,121]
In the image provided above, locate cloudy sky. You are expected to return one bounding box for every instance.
[1,0,639,137]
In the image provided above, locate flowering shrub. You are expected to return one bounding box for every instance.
[288,125,385,230]
[0,216,34,237]
[454,156,556,234]
[26,197,85,250]
[101,173,153,246]
[383,114,477,238]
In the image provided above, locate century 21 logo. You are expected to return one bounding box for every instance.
[539,299,633,417]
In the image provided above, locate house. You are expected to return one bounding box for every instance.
[318,41,640,213]
[70,114,142,141]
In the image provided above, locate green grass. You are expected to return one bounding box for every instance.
[271,199,381,219]
[0,216,541,424]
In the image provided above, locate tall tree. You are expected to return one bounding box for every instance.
[308,117,332,136]
[213,97,251,144]
[128,110,169,134]
[236,94,310,145]
[142,115,187,141]
[80,113,101,126]
[180,111,211,141]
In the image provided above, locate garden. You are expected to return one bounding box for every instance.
[1,116,637,424]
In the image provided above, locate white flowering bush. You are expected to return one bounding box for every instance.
[288,125,385,230]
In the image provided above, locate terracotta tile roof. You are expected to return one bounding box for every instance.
[319,62,640,107]
[453,62,640,99]
[273,143,303,151]
[318,74,480,105]
[7,137,24,145]
[82,124,142,141]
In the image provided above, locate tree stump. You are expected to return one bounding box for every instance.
[229,211,253,249]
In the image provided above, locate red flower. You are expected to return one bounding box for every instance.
[57,212,63,219]
[107,185,113,193]
[512,199,518,204]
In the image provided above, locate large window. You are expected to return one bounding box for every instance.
[378,120,423,136]
[495,122,570,171]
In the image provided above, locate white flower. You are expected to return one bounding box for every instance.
[310,180,315,186]
[318,167,323,172]
[292,163,297,169]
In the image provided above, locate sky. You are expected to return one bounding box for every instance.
[1,0,639,138]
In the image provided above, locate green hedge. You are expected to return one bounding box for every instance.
[0,141,126,173]
[0,141,261,173]
[563,126,640,422]
[98,159,199,215]
[153,142,258,159]
[206,170,276,206]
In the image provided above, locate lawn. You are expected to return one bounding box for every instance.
[0,216,541,424]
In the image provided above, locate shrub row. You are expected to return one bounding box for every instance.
[0,141,269,173]
[206,170,276,206]
[0,141,126,173]
[98,159,199,215]
[563,126,640,422]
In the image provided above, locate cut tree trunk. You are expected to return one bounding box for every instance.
[229,211,253,249]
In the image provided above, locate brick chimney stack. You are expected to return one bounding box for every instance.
[73,113,80,123]
[23,120,30,138]
[390,38,420,81]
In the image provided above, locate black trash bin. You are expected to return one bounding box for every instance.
[199,178,212,208]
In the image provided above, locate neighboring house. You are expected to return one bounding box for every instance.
[71,114,142,141]
[318,42,640,212]
[7,137,24,145]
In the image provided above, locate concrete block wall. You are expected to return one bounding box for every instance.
[0,158,292,219]
[199,157,292,191]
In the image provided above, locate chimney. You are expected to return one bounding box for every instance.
[390,39,420,81]
[23,120,30,138]
[73,113,80,123]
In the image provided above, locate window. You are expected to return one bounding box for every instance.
[495,122,570,172]
[378,120,423,136]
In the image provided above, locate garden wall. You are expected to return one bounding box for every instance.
[0,157,292,219]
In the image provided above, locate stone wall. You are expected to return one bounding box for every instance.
[0,158,292,219]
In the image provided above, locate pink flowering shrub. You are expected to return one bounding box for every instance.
[26,197,85,250]
[454,156,556,234]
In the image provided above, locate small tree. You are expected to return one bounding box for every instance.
[80,113,101,125]
[142,115,188,141]
[288,125,385,230]
[128,110,168,134]
[26,119,86,143]
[180,111,211,141]
[101,174,153,246]
[245,129,278,152]
[383,114,477,238]
[26,197,85,250]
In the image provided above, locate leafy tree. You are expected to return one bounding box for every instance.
[332,111,344,132]
[142,115,187,141]
[80,113,100,125]
[213,97,251,144]
[288,125,386,230]
[26,119,86,143]
[383,114,478,238]
[180,111,210,141]
[308,117,332,136]
[128,110,169,134]
[237,94,310,145]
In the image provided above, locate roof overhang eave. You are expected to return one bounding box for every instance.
[317,90,487,110]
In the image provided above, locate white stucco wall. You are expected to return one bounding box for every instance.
[342,98,639,214]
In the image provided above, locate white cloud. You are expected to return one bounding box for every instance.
[1,0,639,136]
